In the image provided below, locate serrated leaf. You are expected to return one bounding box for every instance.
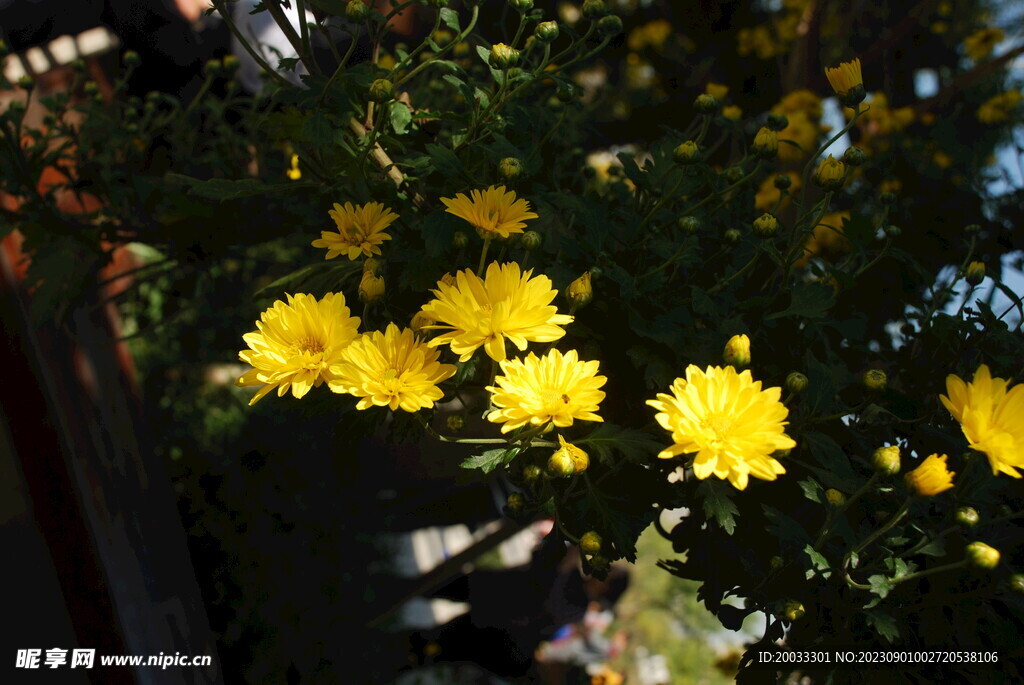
[798,478,824,503]
[865,610,900,643]
[867,574,894,599]
[460,447,519,473]
[575,423,662,464]
[802,544,832,580]
[802,431,860,492]
[302,111,335,146]
[425,143,464,178]
[917,537,946,557]
[766,281,834,320]
[698,480,739,535]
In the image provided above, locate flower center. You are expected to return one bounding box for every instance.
[702,414,733,443]
[294,336,325,355]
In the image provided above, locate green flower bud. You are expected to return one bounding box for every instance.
[83,81,100,95]
[752,127,778,159]
[766,113,789,131]
[507,492,525,513]
[838,84,866,109]
[678,216,700,233]
[694,93,719,114]
[723,228,742,245]
[872,445,901,476]
[752,213,779,238]
[580,531,602,555]
[535,21,559,43]
[863,369,887,391]
[965,541,1000,569]
[773,173,793,190]
[964,223,981,235]
[955,506,980,527]
[785,372,808,394]
[509,0,533,11]
[345,0,372,22]
[489,43,520,69]
[1009,574,1024,594]
[222,55,239,73]
[843,145,867,167]
[453,231,469,249]
[723,166,744,183]
[884,224,902,238]
[521,230,542,251]
[369,78,394,102]
[122,50,141,67]
[446,415,465,432]
[965,261,985,286]
[596,15,623,37]
[589,554,610,572]
[498,156,524,182]
[522,463,542,482]
[769,556,784,571]
[582,0,607,19]
[673,140,701,165]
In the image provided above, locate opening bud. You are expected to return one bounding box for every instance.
[723,334,751,368]
[498,157,524,182]
[872,445,901,475]
[673,140,701,165]
[752,127,778,159]
[345,0,373,22]
[965,541,1000,569]
[580,531,602,555]
[955,506,980,527]
[965,261,985,286]
[752,213,778,238]
[813,155,846,190]
[566,272,593,308]
[863,369,887,391]
[489,43,520,69]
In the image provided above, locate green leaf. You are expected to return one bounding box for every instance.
[917,537,946,557]
[865,610,900,643]
[867,574,894,600]
[575,423,663,464]
[425,143,464,178]
[802,431,860,492]
[166,174,288,201]
[254,261,360,298]
[766,281,834,320]
[798,478,824,503]
[802,544,832,580]
[390,102,412,135]
[302,111,335,147]
[460,447,519,474]
[439,7,460,31]
[698,480,739,535]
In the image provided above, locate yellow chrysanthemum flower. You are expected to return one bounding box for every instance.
[236,292,360,405]
[941,364,1024,477]
[964,27,1004,60]
[311,201,398,260]
[327,323,456,412]
[904,454,956,496]
[419,262,574,362]
[646,365,796,491]
[440,185,539,239]
[977,89,1023,124]
[486,349,606,433]
[824,58,863,97]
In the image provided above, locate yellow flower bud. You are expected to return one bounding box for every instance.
[863,369,887,391]
[872,445,901,475]
[813,155,846,191]
[359,271,386,303]
[498,157,524,182]
[752,127,778,159]
[966,261,985,286]
[965,541,1000,569]
[825,489,846,506]
[580,531,602,555]
[673,140,701,165]
[552,434,589,474]
[824,58,865,107]
[547,450,575,478]
[410,310,436,335]
[506,492,525,513]
[723,334,751,368]
[780,600,805,622]
[905,453,955,497]
[694,94,719,113]
[489,43,520,69]
[955,506,980,527]
[752,213,779,238]
[566,271,593,308]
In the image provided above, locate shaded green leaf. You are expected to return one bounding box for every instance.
[460,447,519,473]
[698,480,739,535]
[576,423,663,464]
